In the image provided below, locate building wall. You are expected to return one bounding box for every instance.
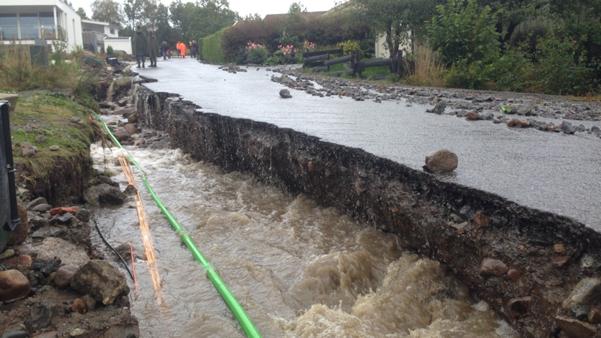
[374,33,411,58]
[105,37,132,55]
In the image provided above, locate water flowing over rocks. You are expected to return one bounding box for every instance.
[134,83,601,337]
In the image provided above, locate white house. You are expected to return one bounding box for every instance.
[374,33,412,58]
[0,0,83,52]
[81,18,132,54]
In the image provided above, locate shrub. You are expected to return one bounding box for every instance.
[486,49,534,92]
[428,0,500,66]
[245,42,268,64]
[106,46,114,56]
[534,35,595,95]
[337,40,361,55]
[201,28,227,64]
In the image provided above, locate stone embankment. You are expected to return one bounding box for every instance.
[134,84,601,337]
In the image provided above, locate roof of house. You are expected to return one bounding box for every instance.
[263,11,327,22]
[81,19,110,26]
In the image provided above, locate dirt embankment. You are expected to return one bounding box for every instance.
[1,70,140,337]
[134,84,601,337]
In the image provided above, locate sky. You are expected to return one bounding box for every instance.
[72,0,344,19]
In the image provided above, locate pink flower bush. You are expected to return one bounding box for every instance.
[278,44,296,56]
[246,42,265,51]
[303,41,316,51]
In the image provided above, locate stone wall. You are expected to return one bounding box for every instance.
[134,85,601,337]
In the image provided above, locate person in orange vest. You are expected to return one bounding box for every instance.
[179,41,187,58]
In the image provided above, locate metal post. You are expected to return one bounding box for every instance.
[1,102,20,232]
[53,6,58,40]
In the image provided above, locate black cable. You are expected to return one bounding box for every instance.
[93,217,135,281]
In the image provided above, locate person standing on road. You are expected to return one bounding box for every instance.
[161,40,168,60]
[133,26,147,68]
[148,29,158,67]
[178,41,187,58]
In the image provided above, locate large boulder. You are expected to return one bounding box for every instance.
[71,260,129,305]
[85,183,126,206]
[423,149,458,174]
[0,269,30,302]
[32,237,89,269]
[279,89,292,99]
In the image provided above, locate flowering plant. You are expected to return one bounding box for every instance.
[303,41,316,51]
[246,42,265,51]
[278,44,296,56]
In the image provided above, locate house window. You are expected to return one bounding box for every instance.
[19,13,40,39]
[39,12,55,39]
[0,14,18,40]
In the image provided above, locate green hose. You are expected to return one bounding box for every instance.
[94,113,262,338]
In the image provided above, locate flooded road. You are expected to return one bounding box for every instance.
[140,59,601,229]
[92,143,513,337]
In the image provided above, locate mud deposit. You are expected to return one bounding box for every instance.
[92,144,513,337]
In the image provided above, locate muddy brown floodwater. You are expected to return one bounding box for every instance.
[91,142,514,337]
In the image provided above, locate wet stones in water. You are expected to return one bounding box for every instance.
[423,149,458,174]
[0,269,31,302]
[507,119,530,128]
[426,101,446,114]
[465,111,480,121]
[70,260,129,305]
[280,89,292,99]
[561,121,577,135]
[85,183,126,206]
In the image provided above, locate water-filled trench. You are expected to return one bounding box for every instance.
[92,142,514,337]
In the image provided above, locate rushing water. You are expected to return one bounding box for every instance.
[92,142,513,337]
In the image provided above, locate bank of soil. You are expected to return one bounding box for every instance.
[1,72,140,337]
[135,84,601,337]
[271,68,601,137]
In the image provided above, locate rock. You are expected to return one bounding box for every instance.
[75,208,90,222]
[588,307,601,324]
[279,89,292,99]
[82,294,97,311]
[427,101,446,115]
[124,123,138,135]
[0,248,15,260]
[563,278,601,311]
[480,112,494,120]
[591,126,601,137]
[507,119,530,128]
[472,211,490,227]
[52,212,75,225]
[0,255,32,269]
[26,303,52,331]
[556,315,596,338]
[32,237,89,270]
[20,143,37,157]
[113,127,130,141]
[71,260,129,305]
[554,243,567,255]
[507,296,531,318]
[1,330,29,338]
[115,243,146,260]
[27,197,48,210]
[33,331,58,338]
[48,145,60,151]
[480,258,508,277]
[0,269,31,302]
[31,204,52,213]
[465,111,480,121]
[85,183,126,206]
[507,268,521,282]
[69,328,86,337]
[10,204,29,245]
[71,298,88,314]
[561,121,577,134]
[423,149,458,174]
[51,265,77,288]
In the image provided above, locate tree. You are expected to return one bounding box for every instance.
[170,0,237,42]
[428,0,500,66]
[354,0,440,57]
[91,0,123,26]
[76,7,88,19]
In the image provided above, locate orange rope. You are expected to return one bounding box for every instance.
[119,155,165,306]
[129,242,140,296]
